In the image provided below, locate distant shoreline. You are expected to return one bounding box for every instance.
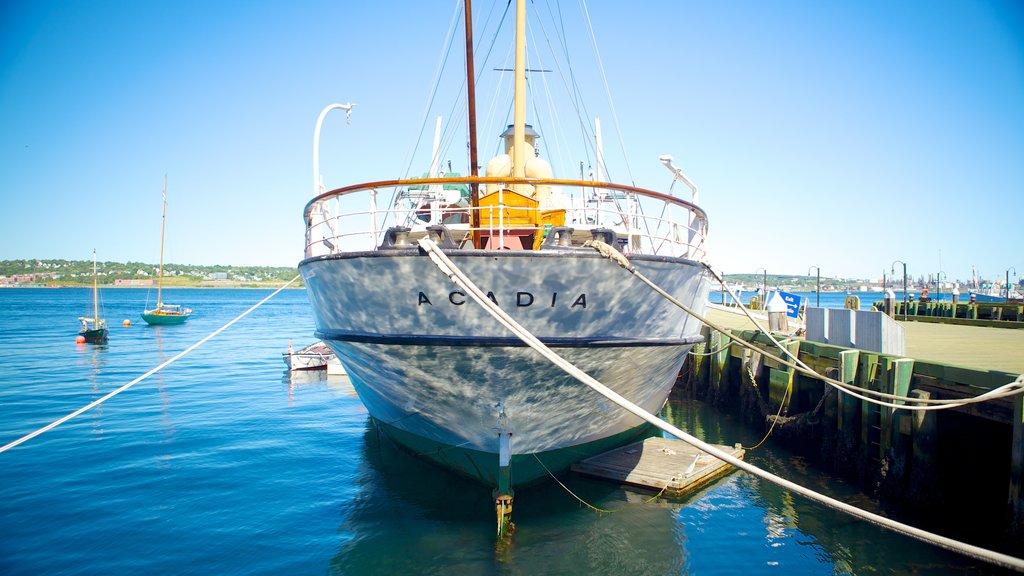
[1,283,304,289]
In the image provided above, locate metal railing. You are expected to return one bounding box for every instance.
[303,176,708,261]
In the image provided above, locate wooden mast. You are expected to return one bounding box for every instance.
[512,0,526,178]
[465,0,481,248]
[156,175,167,309]
[92,248,99,328]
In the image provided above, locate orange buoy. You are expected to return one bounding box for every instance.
[123,319,131,327]
[75,335,86,344]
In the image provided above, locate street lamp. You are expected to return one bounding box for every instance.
[755,267,767,306]
[808,265,820,307]
[313,103,355,196]
[1007,266,1018,302]
[892,260,907,320]
[310,103,355,256]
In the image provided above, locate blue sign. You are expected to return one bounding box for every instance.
[779,291,802,318]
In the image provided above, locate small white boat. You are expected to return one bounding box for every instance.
[283,341,346,374]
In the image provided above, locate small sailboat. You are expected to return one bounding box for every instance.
[142,176,191,325]
[78,249,108,344]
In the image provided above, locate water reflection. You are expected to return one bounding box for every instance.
[330,420,689,575]
[322,376,1008,575]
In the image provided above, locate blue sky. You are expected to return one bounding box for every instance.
[1,0,1021,285]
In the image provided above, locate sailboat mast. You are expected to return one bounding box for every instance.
[464,0,481,248]
[157,175,167,308]
[92,248,99,328]
[512,0,527,178]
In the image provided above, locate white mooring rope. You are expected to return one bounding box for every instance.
[0,275,301,455]
[416,237,1024,572]
[589,240,1024,411]
[703,264,1024,407]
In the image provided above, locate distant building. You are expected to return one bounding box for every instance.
[114,279,155,287]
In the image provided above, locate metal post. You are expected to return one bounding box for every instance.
[892,260,907,320]
[808,265,820,307]
[756,267,767,309]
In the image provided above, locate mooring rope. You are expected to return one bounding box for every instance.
[583,240,1024,411]
[416,237,1024,572]
[0,275,301,455]
[686,339,733,357]
[699,263,1024,408]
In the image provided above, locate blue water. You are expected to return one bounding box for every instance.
[0,288,1006,574]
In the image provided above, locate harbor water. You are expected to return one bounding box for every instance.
[0,288,1007,574]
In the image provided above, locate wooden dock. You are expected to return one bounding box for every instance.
[571,436,744,496]
[685,309,1024,546]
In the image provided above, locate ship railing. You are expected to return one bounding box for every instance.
[303,177,708,261]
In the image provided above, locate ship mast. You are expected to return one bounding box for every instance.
[92,248,99,327]
[512,0,527,178]
[157,175,167,309]
[465,0,481,248]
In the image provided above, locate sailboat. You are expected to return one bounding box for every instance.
[78,249,108,344]
[299,0,710,531]
[142,176,191,325]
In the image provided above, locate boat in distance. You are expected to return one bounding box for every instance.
[298,0,711,529]
[142,176,191,326]
[78,249,108,344]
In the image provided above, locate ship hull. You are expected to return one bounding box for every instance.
[300,249,708,487]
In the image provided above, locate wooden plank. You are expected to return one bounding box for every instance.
[571,436,744,496]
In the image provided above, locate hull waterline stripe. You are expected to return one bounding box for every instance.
[416,236,1024,572]
[315,331,700,348]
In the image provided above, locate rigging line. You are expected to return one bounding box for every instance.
[578,0,635,186]
[532,0,596,170]
[533,453,618,514]
[415,237,1024,572]
[474,0,514,158]
[398,0,464,192]
[607,243,1024,409]
[0,275,301,455]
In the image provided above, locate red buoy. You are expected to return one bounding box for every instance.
[75,335,86,344]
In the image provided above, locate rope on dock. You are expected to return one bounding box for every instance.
[417,237,1024,572]
[585,240,1024,411]
[0,275,301,455]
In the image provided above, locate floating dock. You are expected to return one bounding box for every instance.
[571,436,744,496]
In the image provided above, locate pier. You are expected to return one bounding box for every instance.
[681,307,1024,549]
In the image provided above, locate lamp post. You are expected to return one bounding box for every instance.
[313,103,355,196]
[1007,266,1018,302]
[808,265,820,307]
[310,103,355,255]
[892,260,907,320]
[755,267,767,308]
